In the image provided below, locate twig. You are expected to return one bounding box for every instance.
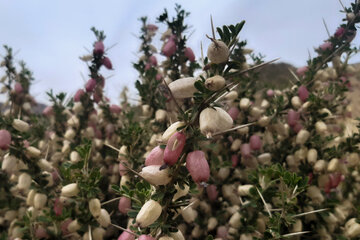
[210,15,216,39]
[256,187,272,218]
[288,68,300,83]
[292,208,328,218]
[101,197,122,206]
[280,231,310,238]
[212,122,256,137]
[88,225,92,240]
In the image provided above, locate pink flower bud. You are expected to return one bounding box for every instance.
[35,225,49,239]
[14,82,23,94]
[287,109,300,127]
[184,47,195,62]
[217,226,228,239]
[94,41,105,55]
[240,144,251,158]
[110,104,122,114]
[74,89,85,102]
[118,197,131,215]
[102,57,113,69]
[42,106,53,116]
[162,39,177,57]
[156,73,163,81]
[144,63,151,71]
[164,132,186,166]
[227,107,239,121]
[292,122,303,133]
[329,173,344,189]
[186,150,210,183]
[93,91,102,103]
[0,130,11,150]
[105,124,114,138]
[61,219,72,235]
[249,135,262,150]
[335,27,345,38]
[149,55,157,66]
[231,154,238,167]
[146,24,158,32]
[298,85,309,102]
[118,230,135,240]
[138,235,156,240]
[145,146,164,166]
[266,89,274,97]
[85,78,97,92]
[206,184,218,201]
[319,41,333,51]
[54,198,63,216]
[296,66,308,76]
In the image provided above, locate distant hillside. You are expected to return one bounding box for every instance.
[256,62,296,89]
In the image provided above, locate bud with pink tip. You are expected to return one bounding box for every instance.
[319,41,333,51]
[227,107,239,121]
[335,27,345,38]
[298,85,309,102]
[85,78,97,92]
[293,122,303,133]
[110,104,122,114]
[250,135,262,150]
[296,66,308,76]
[117,230,135,240]
[164,132,186,166]
[145,146,164,166]
[0,130,11,150]
[74,89,85,102]
[138,235,156,240]
[14,82,23,94]
[149,55,157,66]
[186,150,210,183]
[54,198,63,216]
[94,41,105,55]
[156,73,163,81]
[102,57,113,69]
[162,39,177,57]
[61,219,72,235]
[240,143,251,158]
[184,47,195,62]
[35,226,49,239]
[287,109,300,127]
[231,154,238,167]
[146,24,158,32]
[93,91,102,103]
[118,197,131,215]
[42,106,53,116]
[266,89,274,97]
[217,226,228,239]
[206,184,218,201]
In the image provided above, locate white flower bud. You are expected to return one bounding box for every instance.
[136,200,162,227]
[142,104,152,117]
[68,219,81,233]
[207,217,218,231]
[159,237,174,240]
[327,158,339,172]
[17,172,32,191]
[168,77,197,98]
[257,153,271,165]
[237,185,253,196]
[224,91,238,101]
[258,116,271,127]
[89,198,101,218]
[181,206,198,223]
[12,119,30,132]
[229,212,242,228]
[191,224,202,238]
[1,154,18,173]
[314,160,327,172]
[26,189,36,206]
[26,146,41,158]
[205,75,225,91]
[217,168,230,181]
[64,128,76,140]
[61,183,80,197]
[70,151,81,163]
[67,115,80,128]
[92,227,105,240]
[346,223,360,238]
[72,102,84,114]
[200,107,233,138]
[162,121,185,142]
[155,109,167,123]
[348,153,359,167]
[170,230,185,240]
[231,139,241,151]
[239,98,251,110]
[38,158,53,171]
[96,209,111,228]
[4,210,17,222]
[207,40,229,64]
[307,149,317,165]
[34,193,47,209]
[315,121,327,135]
[296,129,310,145]
[291,96,302,109]
[139,165,171,186]
[307,186,324,204]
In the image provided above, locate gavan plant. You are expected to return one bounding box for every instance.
[1,2,360,240]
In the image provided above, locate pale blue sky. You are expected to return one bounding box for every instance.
[0,0,358,104]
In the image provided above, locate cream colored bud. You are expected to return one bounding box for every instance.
[307,186,324,204]
[65,128,76,140]
[12,119,29,132]
[89,198,101,218]
[92,227,105,240]
[2,154,18,173]
[239,98,251,110]
[136,200,162,227]
[26,146,41,158]
[217,168,230,181]
[96,209,111,228]
[237,126,249,135]
[155,109,167,123]
[68,219,81,233]
[34,193,47,209]
[307,149,317,165]
[170,230,185,240]
[181,206,198,223]
[200,107,233,138]
[260,99,270,109]
[38,158,53,171]
[67,115,80,128]
[208,217,218,231]
[205,75,225,91]
[348,153,359,167]
[73,102,84,114]
[142,104,152,117]
[327,158,339,172]
[314,160,327,172]
[231,139,241,151]
[238,185,253,196]
[258,153,271,165]
[17,172,32,191]
[224,91,238,101]
[61,183,80,197]
[191,224,202,238]
[258,116,271,127]
[120,175,131,188]
[229,212,242,228]
[296,129,310,145]
[26,189,36,206]
[207,40,229,64]
[70,151,81,163]
[168,77,197,98]
[346,223,360,238]
[139,165,171,186]
[159,237,174,240]
[315,121,327,135]
[291,96,302,109]
[162,121,185,142]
